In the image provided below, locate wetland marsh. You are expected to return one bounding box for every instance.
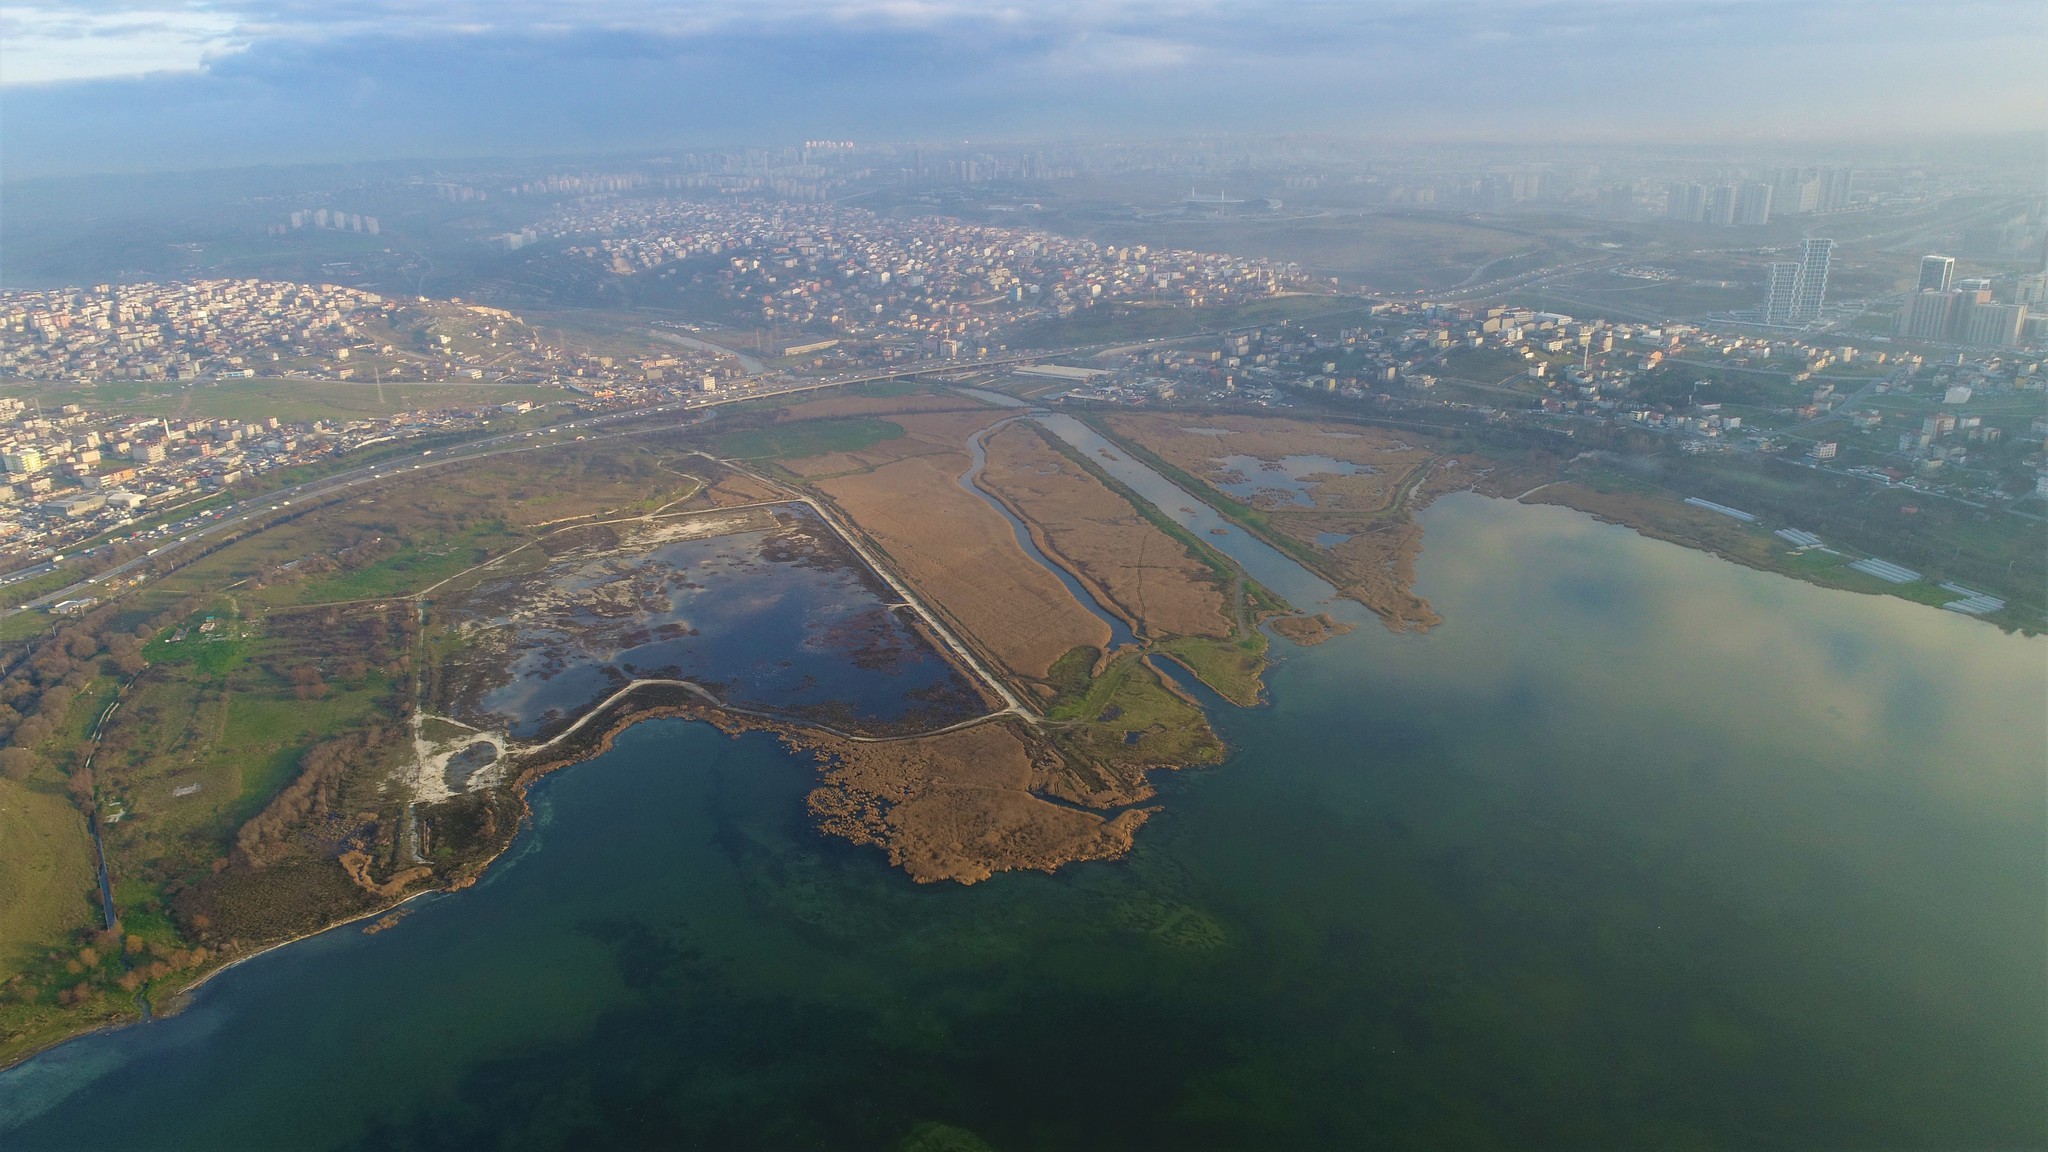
[6,491,2039,1149]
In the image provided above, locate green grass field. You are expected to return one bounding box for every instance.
[1048,650,1224,769]
[715,417,905,460]
[0,611,54,645]
[0,774,99,967]
[1156,634,1267,707]
[293,532,516,604]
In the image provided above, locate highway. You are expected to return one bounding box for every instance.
[2,344,1153,620]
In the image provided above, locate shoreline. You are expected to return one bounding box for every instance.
[0,692,795,1076]
[3,652,1180,1074]
[12,465,2011,1075]
[1514,481,2039,634]
[0,885,445,1075]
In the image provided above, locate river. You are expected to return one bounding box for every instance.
[3,480,2041,1148]
[951,386,1340,609]
[957,415,1137,649]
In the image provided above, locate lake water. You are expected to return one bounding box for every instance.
[462,506,985,739]
[1208,453,1363,507]
[4,493,2042,1149]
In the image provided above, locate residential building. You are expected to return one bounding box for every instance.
[1764,262,1802,325]
[1917,255,1955,293]
[1733,183,1772,226]
[1791,239,1834,322]
[1897,290,1959,340]
[1817,168,1854,213]
[1666,183,1709,223]
[1959,299,2028,348]
[1705,185,1738,226]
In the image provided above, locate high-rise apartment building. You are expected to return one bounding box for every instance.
[1897,285,2032,347]
[1816,168,1854,213]
[1764,167,1853,215]
[1761,240,1835,325]
[1764,262,1802,325]
[1790,238,1834,321]
[1666,183,1709,223]
[1733,183,1773,226]
[1595,185,1633,218]
[1917,255,1955,293]
[1959,299,2027,348]
[1705,185,1738,226]
[1767,168,1820,214]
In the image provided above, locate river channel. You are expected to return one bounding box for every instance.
[957,416,1137,649]
[951,386,1341,610]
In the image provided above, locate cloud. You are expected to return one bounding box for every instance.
[0,5,247,85]
[0,0,2042,174]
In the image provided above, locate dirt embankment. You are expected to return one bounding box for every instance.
[801,719,1151,885]
[811,411,1111,684]
[1104,413,1449,631]
[978,422,1232,641]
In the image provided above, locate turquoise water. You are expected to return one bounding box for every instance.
[3,494,2041,1149]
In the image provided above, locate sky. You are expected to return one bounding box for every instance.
[2,0,2045,177]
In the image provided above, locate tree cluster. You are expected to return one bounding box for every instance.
[235,726,400,867]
